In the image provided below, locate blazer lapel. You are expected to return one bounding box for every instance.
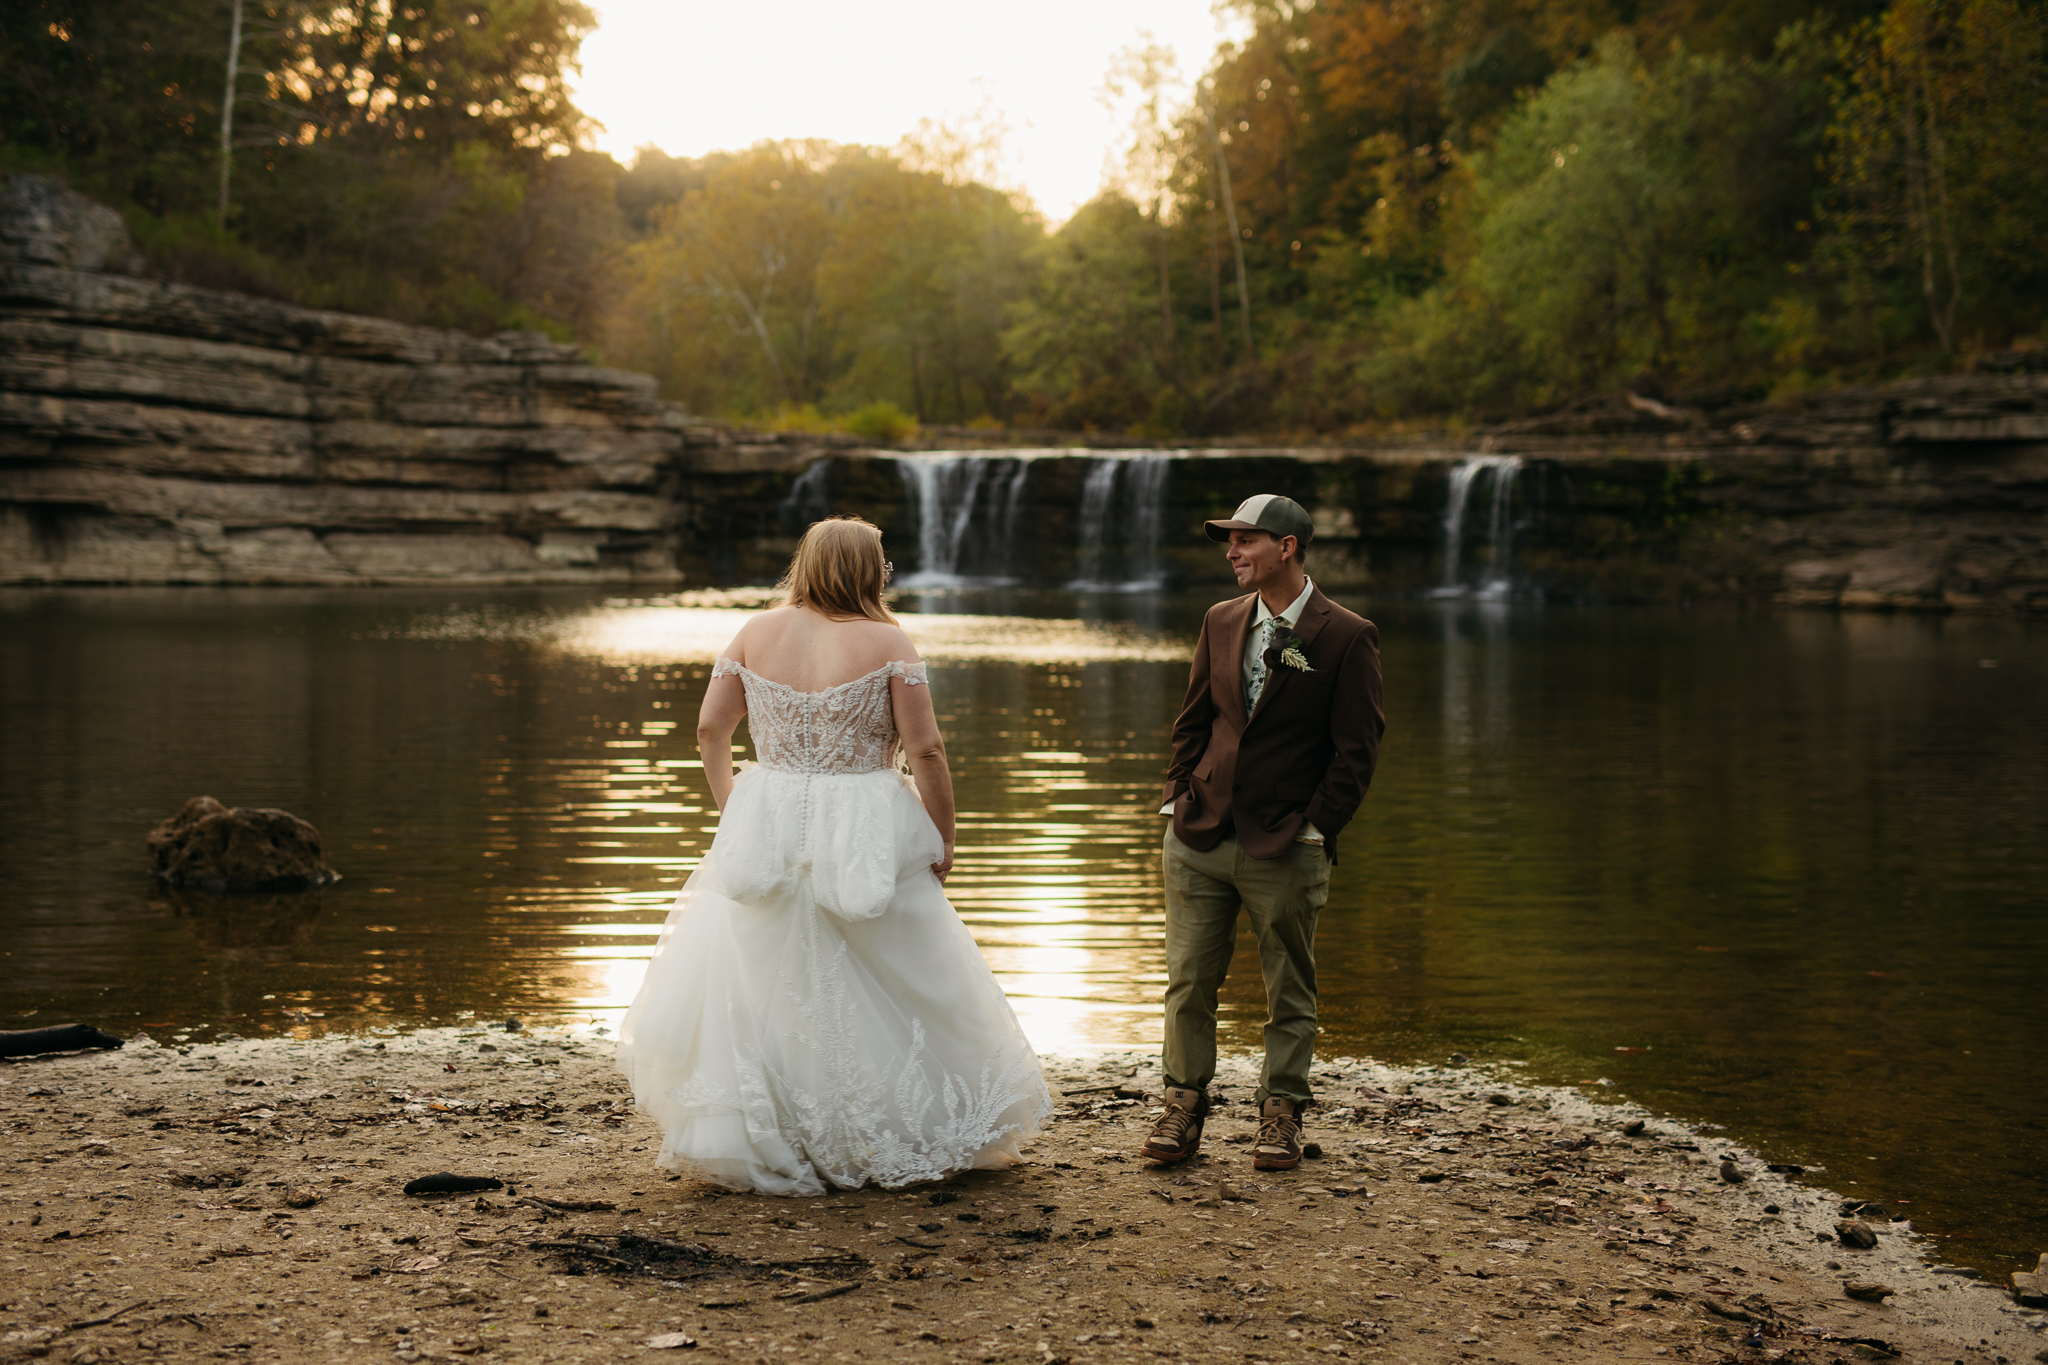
[1216,594,1258,729]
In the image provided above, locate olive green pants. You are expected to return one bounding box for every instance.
[1160,825,1331,1106]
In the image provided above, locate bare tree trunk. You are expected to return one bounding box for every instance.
[1200,100,1254,358]
[1917,60,1961,350]
[1208,203,1224,373]
[217,0,244,230]
[1154,194,1176,378]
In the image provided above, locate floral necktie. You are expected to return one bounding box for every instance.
[1247,616,1282,712]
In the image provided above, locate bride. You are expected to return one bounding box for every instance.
[615,516,1050,1195]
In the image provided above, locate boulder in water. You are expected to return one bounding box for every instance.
[147,796,339,891]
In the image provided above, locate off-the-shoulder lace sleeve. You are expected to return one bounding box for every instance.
[889,660,929,686]
[711,656,744,679]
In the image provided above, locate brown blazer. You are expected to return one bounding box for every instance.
[1161,586,1385,863]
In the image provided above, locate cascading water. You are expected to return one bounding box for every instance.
[1070,460,1121,587]
[1436,455,1524,597]
[889,450,1177,589]
[777,458,832,532]
[896,456,989,587]
[1069,452,1174,591]
[893,454,1039,586]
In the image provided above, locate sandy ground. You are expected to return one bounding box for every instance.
[3,1027,2041,1365]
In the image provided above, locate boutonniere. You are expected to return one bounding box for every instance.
[1277,630,1315,673]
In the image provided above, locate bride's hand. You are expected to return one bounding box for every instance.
[932,843,955,883]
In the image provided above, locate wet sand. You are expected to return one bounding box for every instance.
[2,1028,2037,1364]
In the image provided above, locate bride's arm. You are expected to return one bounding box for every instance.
[697,667,747,810]
[891,665,957,880]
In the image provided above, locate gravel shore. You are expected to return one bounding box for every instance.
[3,1027,2039,1365]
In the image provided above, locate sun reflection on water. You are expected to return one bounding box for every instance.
[436,602,1190,1049]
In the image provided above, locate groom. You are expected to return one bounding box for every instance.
[1143,494,1385,1171]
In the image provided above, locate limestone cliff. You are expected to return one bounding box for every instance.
[0,175,689,585]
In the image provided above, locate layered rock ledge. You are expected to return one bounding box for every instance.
[0,175,693,586]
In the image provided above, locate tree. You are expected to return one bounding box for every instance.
[1827,0,2048,353]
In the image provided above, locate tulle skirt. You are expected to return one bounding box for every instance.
[615,764,1051,1196]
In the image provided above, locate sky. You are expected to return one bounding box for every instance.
[570,0,1245,223]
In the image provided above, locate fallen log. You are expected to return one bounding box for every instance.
[0,1024,125,1059]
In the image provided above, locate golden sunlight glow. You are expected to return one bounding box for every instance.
[572,0,1240,223]
[403,602,1189,665]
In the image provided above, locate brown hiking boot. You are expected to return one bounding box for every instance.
[1252,1096,1304,1171]
[1139,1086,1208,1165]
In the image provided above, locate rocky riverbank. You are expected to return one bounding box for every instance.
[4,1027,2039,1365]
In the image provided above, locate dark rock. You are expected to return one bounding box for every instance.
[1764,1204,1781,1215]
[1622,1119,1647,1137]
[928,1190,958,1205]
[1303,1141,1323,1158]
[1719,1160,1747,1184]
[0,174,145,274]
[402,1173,503,1196]
[1843,1282,1895,1303]
[0,1023,125,1058]
[1766,1163,1805,1175]
[1836,1219,1880,1249]
[1447,1053,1469,1066]
[504,1017,523,1031]
[1485,1093,1513,1106]
[148,796,338,891]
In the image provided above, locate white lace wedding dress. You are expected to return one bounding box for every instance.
[615,657,1051,1195]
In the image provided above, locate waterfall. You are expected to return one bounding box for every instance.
[1123,453,1172,589]
[1070,460,1121,587]
[896,455,990,587]
[891,450,1176,589]
[777,458,832,532]
[1436,455,1523,596]
[994,457,1034,575]
[1069,452,1174,590]
[893,454,1042,586]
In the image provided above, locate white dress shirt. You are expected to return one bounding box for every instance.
[1164,577,1323,844]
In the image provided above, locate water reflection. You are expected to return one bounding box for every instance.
[2,587,2044,1272]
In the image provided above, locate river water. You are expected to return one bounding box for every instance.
[2,585,2043,1274]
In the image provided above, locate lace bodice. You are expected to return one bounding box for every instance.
[713,657,927,774]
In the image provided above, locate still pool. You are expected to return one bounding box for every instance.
[2,585,2043,1273]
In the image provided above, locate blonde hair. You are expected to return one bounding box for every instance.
[781,516,896,624]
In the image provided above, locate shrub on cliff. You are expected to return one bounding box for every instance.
[842,401,919,444]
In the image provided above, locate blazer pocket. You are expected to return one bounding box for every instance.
[1195,759,1215,781]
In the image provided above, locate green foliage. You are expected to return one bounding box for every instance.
[606,142,1040,424]
[1456,35,1824,402]
[1,0,609,332]
[6,0,2038,428]
[842,400,920,443]
[1825,0,2048,356]
[1005,194,1180,431]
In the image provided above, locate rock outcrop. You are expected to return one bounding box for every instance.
[0,174,687,584]
[148,795,339,891]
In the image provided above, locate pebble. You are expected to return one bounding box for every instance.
[1845,1281,1897,1302]
[1720,1159,1747,1183]
[1836,1219,1880,1249]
